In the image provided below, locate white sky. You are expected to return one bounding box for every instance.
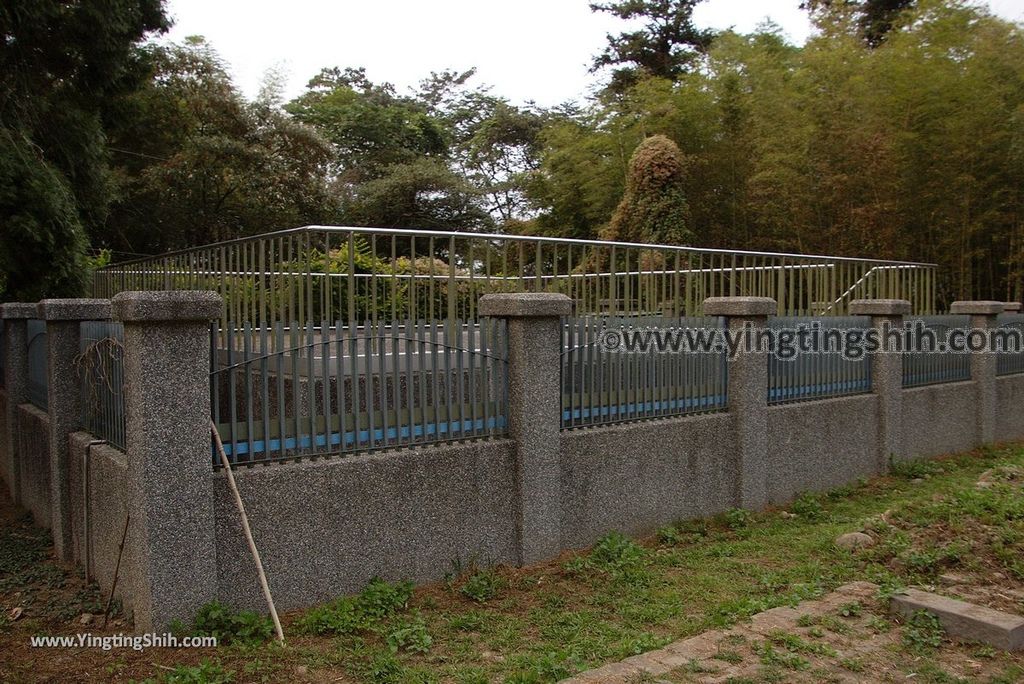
[161,0,1024,107]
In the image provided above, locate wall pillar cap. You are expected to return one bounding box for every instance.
[112,291,222,322]
[37,298,111,321]
[479,293,572,318]
[849,299,911,316]
[0,302,38,320]
[1004,302,1022,313]
[702,296,776,317]
[949,301,1005,315]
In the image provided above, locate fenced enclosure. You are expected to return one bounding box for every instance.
[902,315,972,388]
[78,321,126,450]
[767,316,873,404]
[93,226,938,328]
[997,313,1024,376]
[27,319,47,410]
[560,316,727,428]
[210,318,508,465]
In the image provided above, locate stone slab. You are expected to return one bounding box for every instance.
[0,303,37,320]
[890,588,1024,651]
[849,299,911,316]
[478,292,573,318]
[37,299,110,321]
[112,291,222,322]
[701,296,776,317]
[949,301,1005,315]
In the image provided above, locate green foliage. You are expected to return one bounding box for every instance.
[602,134,692,246]
[791,493,827,521]
[385,615,433,654]
[723,508,751,531]
[147,660,234,684]
[902,609,944,653]
[0,0,167,300]
[459,569,504,604]
[297,578,413,636]
[191,601,273,647]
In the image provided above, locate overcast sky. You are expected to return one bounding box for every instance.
[161,0,1024,107]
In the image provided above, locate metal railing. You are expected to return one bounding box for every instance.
[561,315,727,428]
[997,313,1024,376]
[94,226,938,330]
[211,318,508,466]
[767,316,873,404]
[902,315,972,388]
[27,319,47,410]
[78,321,126,450]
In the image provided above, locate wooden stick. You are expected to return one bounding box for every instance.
[102,512,130,629]
[210,422,285,644]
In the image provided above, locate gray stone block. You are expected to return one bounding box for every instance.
[1005,302,1022,312]
[37,299,111,321]
[891,588,1024,651]
[702,296,776,317]
[950,300,1005,315]
[478,292,572,318]
[112,291,222,322]
[0,303,38,320]
[849,299,911,315]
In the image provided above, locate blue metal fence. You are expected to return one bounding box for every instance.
[211,318,508,465]
[902,315,972,388]
[767,316,873,404]
[27,319,47,410]
[560,315,728,428]
[79,321,126,450]
[997,313,1024,376]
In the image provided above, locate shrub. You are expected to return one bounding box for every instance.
[191,602,272,647]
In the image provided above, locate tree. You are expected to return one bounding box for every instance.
[802,0,916,47]
[0,0,168,299]
[590,0,716,92]
[601,134,691,245]
[102,37,338,254]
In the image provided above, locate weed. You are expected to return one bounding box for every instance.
[752,641,810,670]
[837,601,862,618]
[723,508,751,531]
[386,615,432,654]
[148,660,234,684]
[839,657,865,673]
[460,568,503,603]
[902,610,944,654]
[791,493,826,520]
[297,578,413,636]
[363,650,404,684]
[890,459,943,480]
[191,601,273,647]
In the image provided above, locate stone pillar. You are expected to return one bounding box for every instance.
[113,291,221,631]
[38,299,111,562]
[702,296,775,510]
[479,292,571,565]
[1,303,36,504]
[950,300,1003,445]
[850,299,910,472]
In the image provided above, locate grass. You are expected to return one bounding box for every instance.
[5,443,1024,682]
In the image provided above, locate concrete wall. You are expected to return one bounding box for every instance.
[17,404,50,527]
[996,374,1024,442]
[214,439,519,612]
[559,413,736,550]
[0,389,7,495]
[766,394,880,503]
[902,382,979,460]
[67,432,136,619]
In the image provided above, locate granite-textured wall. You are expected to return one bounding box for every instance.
[68,432,135,619]
[902,381,979,460]
[765,395,881,503]
[996,374,1024,442]
[558,412,737,550]
[17,404,50,527]
[214,439,519,612]
[0,389,7,496]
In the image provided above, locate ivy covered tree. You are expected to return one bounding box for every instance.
[601,134,691,245]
